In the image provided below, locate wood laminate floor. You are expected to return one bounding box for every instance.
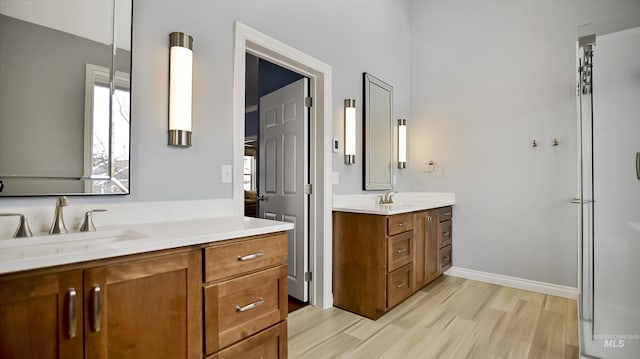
[288,275,579,359]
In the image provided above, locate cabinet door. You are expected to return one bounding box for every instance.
[424,210,440,283]
[0,270,83,359]
[84,251,202,359]
[413,210,439,289]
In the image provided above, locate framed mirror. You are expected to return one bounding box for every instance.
[363,72,393,190]
[0,0,132,196]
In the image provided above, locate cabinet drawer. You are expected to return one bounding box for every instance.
[440,244,452,272]
[204,233,287,282]
[439,206,452,222]
[204,265,287,354]
[387,214,413,236]
[208,321,288,359]
[439,220,452,248]
[387,263,414,308]
[387,231,413,272]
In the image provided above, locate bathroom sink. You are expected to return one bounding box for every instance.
[0,229,147,260]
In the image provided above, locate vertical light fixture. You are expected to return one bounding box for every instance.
[398,119,407,169]
[344,99,356,164]
[168,32,194,147]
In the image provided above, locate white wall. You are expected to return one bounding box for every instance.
[408,0,640,287]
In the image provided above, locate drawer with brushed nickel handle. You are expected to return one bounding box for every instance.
[439,206,452,222]
[204,233,287,282]
[387,231,413,272]
[387,214,413,236]
[387,263,413,308]
[204,265,287,354]
[439,220,452,248]
[440,244,452,272]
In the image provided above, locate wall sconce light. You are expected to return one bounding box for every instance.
[398,119,407,169]
[168,32,194,147]
[344,99,356,164]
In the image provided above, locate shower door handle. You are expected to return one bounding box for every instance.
[636,152,640,180]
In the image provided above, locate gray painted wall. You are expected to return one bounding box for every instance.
[408,1,640,287]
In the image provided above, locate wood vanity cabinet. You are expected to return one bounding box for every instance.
[333,211,415,320]
[333,206,452,320]
[0,231,289,359]
[203,233,288,359]
[0,250,201,359]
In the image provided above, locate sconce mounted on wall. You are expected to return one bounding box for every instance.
[398,119,407,169]
[344,99,356,164]
[168,32,194,147]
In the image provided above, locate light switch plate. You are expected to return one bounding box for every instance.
[221,165,232,183]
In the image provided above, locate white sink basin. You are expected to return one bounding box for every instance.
[0,229,147,260]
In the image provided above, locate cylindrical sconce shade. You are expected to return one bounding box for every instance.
[169,32,193,147]
[344,99,356,164]
[398,119,407,169]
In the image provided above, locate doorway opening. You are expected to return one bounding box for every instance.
[244,54,310,305]
[233,22,334,309]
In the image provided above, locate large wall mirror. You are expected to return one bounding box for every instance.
[363,72,393,190]
[0,0,132,196]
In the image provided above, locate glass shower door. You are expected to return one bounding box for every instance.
[577,25,640,359]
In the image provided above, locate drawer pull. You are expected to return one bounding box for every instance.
[237,251,266,261]
[443,256,450,262]
[443,212,451,216]
[92,285,101,332]
[397,222,406,227]
[396,247,407,254]
[396,282,406,288]
[67,288,77,338]
[443,232,450,236]
[236,298,265,312]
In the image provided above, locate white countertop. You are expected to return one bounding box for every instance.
[0,216,293,275]
[333,192,455,215]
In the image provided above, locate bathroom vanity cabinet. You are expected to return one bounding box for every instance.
[333,206,452,320]
[0,232,288,359]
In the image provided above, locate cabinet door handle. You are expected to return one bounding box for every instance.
[396,282,406,288]
[67,288,77,338]
[396,247,407,254]
[427,216,432,231]
[237,251,266,261]
[236,298,265,312]
[92,285,101,332]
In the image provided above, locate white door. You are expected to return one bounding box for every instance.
[259,78,309,302]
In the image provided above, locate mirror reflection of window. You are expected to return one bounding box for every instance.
[84,63,130,194]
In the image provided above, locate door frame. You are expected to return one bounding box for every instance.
[232,22,333,308]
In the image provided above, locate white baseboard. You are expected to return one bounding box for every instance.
[445,266,578,300]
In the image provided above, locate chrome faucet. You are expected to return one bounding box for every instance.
[49,196,69,234]
[379,190,398,204]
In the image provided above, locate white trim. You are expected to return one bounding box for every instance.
[445,266,579,300]
[233,22,333,308]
